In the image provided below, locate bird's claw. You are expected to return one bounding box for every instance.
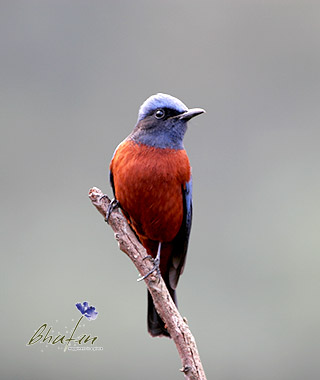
[105,198,119,223]
[137,256,161,282]
[98,194,108,202]
[143,255,153,261]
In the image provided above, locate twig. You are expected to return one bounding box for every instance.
[88,187,207,380]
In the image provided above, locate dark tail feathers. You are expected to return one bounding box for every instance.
[147,288,177,338]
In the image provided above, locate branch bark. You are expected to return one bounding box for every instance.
[88,187,207,380]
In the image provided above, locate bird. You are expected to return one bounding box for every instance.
[109,93,205,337]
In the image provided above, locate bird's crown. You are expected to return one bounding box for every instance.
[138,93,188,122]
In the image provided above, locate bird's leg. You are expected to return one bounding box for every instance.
[104,198,119,223]
[153,242,161,274]
[137,242,161,282]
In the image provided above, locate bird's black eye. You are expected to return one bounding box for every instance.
[155,109,165,119]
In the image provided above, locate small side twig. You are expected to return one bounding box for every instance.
[89,187,207,380]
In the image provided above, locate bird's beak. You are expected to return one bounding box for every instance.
[179,108,206,121]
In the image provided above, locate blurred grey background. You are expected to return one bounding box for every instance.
[1,1,320,379]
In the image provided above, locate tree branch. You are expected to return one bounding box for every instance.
[88,187,207,380]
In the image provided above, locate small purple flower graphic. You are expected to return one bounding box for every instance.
[76,301,98,321]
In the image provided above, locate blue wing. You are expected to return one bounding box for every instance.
[109,145,118,199]
[109,169,115,198]
[168,176,193,289]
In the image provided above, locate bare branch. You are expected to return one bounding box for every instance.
[88,187,207,380]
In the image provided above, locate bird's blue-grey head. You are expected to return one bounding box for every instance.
[130,93,205,150]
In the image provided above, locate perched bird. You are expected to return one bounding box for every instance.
[109,93,205,337]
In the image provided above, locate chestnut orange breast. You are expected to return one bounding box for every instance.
[110,139,191,243]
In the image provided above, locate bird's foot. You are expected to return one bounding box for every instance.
[137,256,161,282]
[97,193,109,204]
[105,198,119,223]
[143,255,153,261]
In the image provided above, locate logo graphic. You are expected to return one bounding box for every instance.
[27,301,102,352]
